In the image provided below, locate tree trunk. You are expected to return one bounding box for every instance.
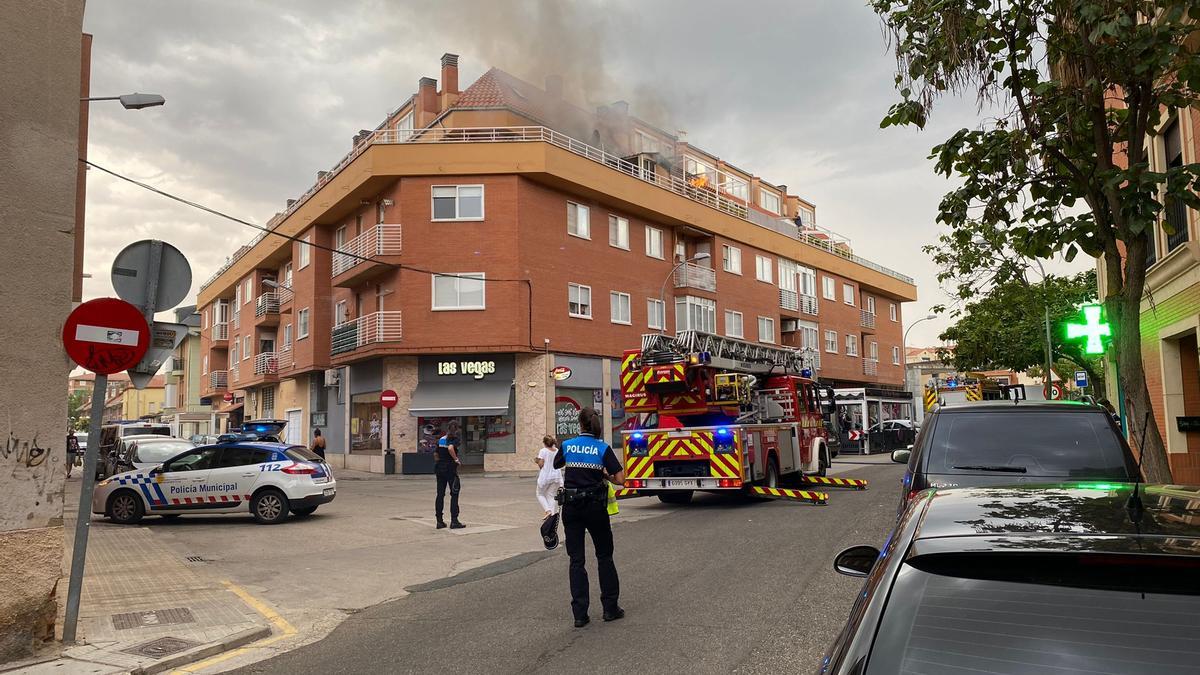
[1109,292,1172,483]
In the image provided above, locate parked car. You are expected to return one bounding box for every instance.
[820,484,1200,674]
[106,435,197,477]
[890,401,1137,512]
[95,422,173,478]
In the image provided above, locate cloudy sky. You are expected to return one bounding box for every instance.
[81,0,1086,346]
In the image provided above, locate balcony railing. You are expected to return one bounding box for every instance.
[232,310,241,329]
[254,352,280,376]
[861,310,877,329]
[255,292,280,317]
[209,370,228,390]
[277,284,294,305]
[211,323,228,341]
[779,288,798,312]
[800,294,818,316]
[673,262,717,292]
[863,358,878,376]
[276,345,293,372]
[202,126,913,291]
[332,224,403,277]
[331,311,403,355]
[230,366,240,384]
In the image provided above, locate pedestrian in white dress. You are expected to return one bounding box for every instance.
[535,435,564,517]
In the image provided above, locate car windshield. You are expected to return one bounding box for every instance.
[133,440,196,464]
[122,426,170,437]
[867,555,1200,674]
[926,411,1131,478]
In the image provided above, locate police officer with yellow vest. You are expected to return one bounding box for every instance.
[553,407,625,627]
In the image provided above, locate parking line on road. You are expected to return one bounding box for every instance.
[170,581,297,674]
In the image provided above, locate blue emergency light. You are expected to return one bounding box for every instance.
[800,368,813,379]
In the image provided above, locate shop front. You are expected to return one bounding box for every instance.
[834,387,916,454]
[409,355,516,467]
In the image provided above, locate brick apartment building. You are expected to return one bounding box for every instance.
[1101,106,1200,483]
[196,53,918,472]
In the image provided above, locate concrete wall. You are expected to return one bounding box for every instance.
[0,0,85,661]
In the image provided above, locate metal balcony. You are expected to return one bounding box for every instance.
[800,294,818,316]
[277,284,294,308]
[209,370,228,390]
[332,224,403,282]
[861,310,876,330]
[863,358,878,376]
[255,292,280,317]
[331,311,403,356]
[230,366,240,384]
[232,310,241,330]
[253,352,280,376]
[779,288,798,312]
[211,322,228,343]
[276,345,293,373]
[673,262,717,292]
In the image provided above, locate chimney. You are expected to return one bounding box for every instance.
[612,100,630,117]
[418,76,439,126]
[545,75,563,99]
[440,53,460,94]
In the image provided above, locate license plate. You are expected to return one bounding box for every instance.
[664,479,697,488]
[322,488,335,496]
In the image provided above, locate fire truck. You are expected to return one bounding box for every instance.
[619,330,864,505]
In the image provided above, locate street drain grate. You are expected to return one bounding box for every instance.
[121,636,201,658]
[112,607,196,630]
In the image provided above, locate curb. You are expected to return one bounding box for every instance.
[128,625,272,675]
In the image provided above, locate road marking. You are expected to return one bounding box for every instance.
[170,581,297,674]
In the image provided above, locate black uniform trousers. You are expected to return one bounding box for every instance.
[434,463,460,520]
[562,497,619,620]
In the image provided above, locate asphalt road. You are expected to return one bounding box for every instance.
[228,459,902,675]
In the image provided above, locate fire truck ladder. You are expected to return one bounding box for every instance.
[644,330,818,374]
[747,486,828,505]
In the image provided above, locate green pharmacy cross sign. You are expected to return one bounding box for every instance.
[1065,304,1112,355]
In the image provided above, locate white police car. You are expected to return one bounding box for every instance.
[93,440,336,525]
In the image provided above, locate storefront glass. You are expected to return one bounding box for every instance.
[555,387,599,444]
[350,391,382,454]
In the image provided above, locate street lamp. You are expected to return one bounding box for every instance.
[658,252,711,334]
[903,313,938,350]
[82,92,165,110]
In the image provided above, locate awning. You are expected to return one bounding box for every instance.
[408,381,513,417]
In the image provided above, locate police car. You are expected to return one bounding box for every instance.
[92,423,335,525]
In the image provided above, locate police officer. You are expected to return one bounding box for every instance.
[434,421,464,529]
[553,407,625,627]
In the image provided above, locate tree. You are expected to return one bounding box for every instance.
[871,0,1200,482]
[939,271,1104,390]
[68,390,89,432]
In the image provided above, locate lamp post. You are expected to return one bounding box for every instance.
[1031,259,1055,393]
[658,252,711,333]
[903,313,938,405]
[82,92,165,110]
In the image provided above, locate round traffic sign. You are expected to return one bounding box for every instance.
[1044,383,1065,400]
[380,389,399,409]
[111,240,192,312]
[223,392,234,403]
[62,298,150,374]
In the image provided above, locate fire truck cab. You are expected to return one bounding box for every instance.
[620,330,834,504]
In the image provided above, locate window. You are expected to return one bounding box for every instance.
[203,309,209,328]
[608,215,629,249]
[568,283,592,318]
[432,273,486,310]
[283,323,292,348]
[610,291,631,324]
[162,447,221,473]
[724,310,744,338]
[645,226,665,259]
[230,341,238,363]
[633,130,659,154]
[758,189,781,215]
[846,334,859,356]
[567,202,590,239]
[722,245,742,274]
[797,206,815,229]
[283,262,293,287]
[822,276,836,300]
[825,330,838,353]
[298,235,311,269]
[799,266,817,297]
[798,321,820,354]
[298,308,310,339]
[843,283,855,306]
[758,316,775,344]
[892,346,901,365]
[243,336,251,360]
[202,355,208,375]
[335,300,348,325]
[243,279,252,304]
[869,341,878,359]
[431,185,484,221]
[890,303,898,322]
[216,446,274,469]
[866,296,876,315]
[675,296,716,333]
[395,111,414,140]
[234,284,242,307]
[335,225,347,251]
[1163,119,1189,251]
[684,155,716,183]
[755,255,773,283]
[722,175,749,201]
[647,298,665,330]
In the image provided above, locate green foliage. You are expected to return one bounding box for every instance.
[68,390,89,432]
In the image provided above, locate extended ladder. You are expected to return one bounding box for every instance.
[640,330,819,374]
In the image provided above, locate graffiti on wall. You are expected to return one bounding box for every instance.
[3,431,49,468]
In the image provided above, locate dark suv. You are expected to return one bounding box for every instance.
[891,401,1138,510]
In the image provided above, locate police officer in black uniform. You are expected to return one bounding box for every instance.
[553,407,625,627]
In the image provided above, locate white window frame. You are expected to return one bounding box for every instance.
[822,276,836,300]
[866,296,876,315]
[431,273,487,311]
[431,184,485,222]
[799,266,817,297]
[890,303,898,322]
[283,323,293,348]
[633,129,659,154]
[609,291,631,325]
[395,111,414,140]
[645,226,665,259]
[568,283,593,319]
[798,320,820,355]
[722,245,742,274]
[298,308,310,339]
[843,283,855,306]
[869,341,878,360]
[298,235,311,269]
[758,189,781,215]
[846,334,859,357]
[757,316,775,344]
[243,279,252,305]
[230,340,238,364]
[675,296,716,333]
[203,308,209,329]
[824,330,838,354]
[334,300,348,326]
[235,284,242,307]
[202,355,208,375]
[724,310,744,338]
[892,346,901,365]
[647,298,665,330]
[755,255,773,283]
[283,261,293,287]
[243,336,251,360]
[567,202,591,239]
[608,215,629,249]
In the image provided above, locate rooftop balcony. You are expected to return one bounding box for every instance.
[331,311,402,357]
[332,224,403,287]
[673,262,717,293]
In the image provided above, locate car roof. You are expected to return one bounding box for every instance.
[912,485,1200,555]
[123,434,188,442]
[935,400,1105,413]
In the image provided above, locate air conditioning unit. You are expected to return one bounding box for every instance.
[324,368,341,386]
[781,319,800,332]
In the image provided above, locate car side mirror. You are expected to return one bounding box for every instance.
[834,545,880,578]
[891,448,911,464]
[152,465,165,475]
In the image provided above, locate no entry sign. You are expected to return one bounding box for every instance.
[223,392,234,403]
[380,389,399,409]
[62,298,150,374]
